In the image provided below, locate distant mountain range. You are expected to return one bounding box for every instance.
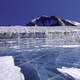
[27,16,80,26]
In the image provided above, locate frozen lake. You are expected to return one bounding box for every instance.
[0,38,80,80]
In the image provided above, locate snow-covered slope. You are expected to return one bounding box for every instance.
[27,16,80,26]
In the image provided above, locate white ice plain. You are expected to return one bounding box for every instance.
[57,67,80,80]
[0,56,24,80]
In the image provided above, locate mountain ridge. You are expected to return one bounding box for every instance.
[27,16,80,26]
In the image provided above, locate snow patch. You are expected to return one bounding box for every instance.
[57,67,80,80]
[54,45,80,48]
[0,56,24,80]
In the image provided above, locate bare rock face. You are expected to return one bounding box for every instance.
[0,56,24,80]
[27,16,80,26]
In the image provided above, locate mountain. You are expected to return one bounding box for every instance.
[27,16,80,26]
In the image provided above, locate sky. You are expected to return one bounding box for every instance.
[0,0,80,25]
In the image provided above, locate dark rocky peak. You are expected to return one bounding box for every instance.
[27,16,80,26]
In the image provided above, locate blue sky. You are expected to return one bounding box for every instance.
[0,0,80,25]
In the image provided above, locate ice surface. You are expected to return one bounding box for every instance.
[1,38,80,80]
[0,56,24,80]
[57,67,80,80]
